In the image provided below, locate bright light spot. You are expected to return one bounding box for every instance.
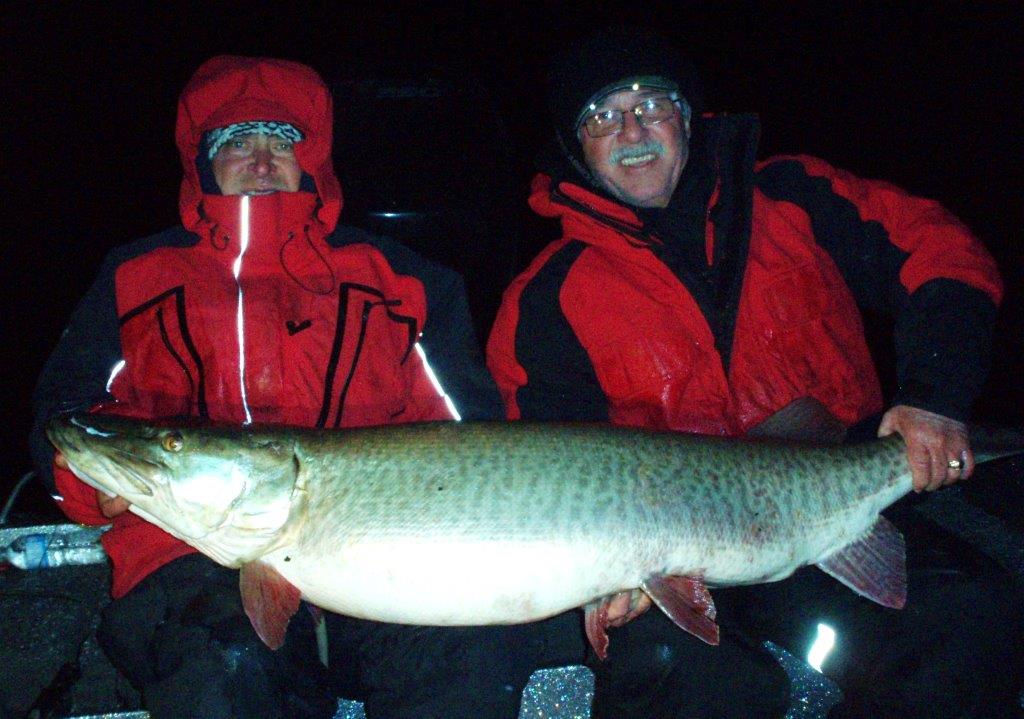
[807,622,836,672]
[631,82,640,91]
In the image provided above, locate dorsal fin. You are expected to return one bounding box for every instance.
[747,397,847,445]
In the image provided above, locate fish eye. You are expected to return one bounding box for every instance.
[161,432,184,453]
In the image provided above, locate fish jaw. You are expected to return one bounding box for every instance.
[47,413,303,561]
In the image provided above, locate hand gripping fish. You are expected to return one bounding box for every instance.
[46,403,1021,659]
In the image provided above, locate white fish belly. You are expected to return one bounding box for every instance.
[267,535,644,625]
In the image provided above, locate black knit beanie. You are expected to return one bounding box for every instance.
[545,26,705,178]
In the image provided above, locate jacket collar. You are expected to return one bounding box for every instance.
[196,191,318,264]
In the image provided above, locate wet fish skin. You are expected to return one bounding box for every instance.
[48,413,926,652]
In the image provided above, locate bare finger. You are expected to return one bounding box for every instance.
[927,451,949,491]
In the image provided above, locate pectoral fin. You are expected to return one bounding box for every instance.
[239,561,302,650]
[816,515,906,609]
[641,574,720,646]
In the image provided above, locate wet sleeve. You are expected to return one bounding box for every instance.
[487,242,609,422]
[30,254,123,494]
[53,464,110,525]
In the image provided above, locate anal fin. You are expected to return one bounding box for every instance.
[641,575,719,646]
[239,561,302,650]
[817,515,906,609]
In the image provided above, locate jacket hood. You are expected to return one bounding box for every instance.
[175,55,342,233]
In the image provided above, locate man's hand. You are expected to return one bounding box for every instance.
[97,490,130,518]
[878,405,972,492]
[602,589,652,628]
[56,450,130,518]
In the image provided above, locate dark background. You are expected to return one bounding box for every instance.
[2,2,1021,509]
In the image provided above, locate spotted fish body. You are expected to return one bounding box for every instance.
[49,413,921,653]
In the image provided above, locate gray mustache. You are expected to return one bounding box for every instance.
[608,141,665,165]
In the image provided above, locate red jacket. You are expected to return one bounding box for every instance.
[33,56,500,597]
[487,115,1002,435]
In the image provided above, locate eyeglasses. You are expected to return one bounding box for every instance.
[580,93,689,138]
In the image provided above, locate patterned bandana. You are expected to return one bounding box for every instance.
[205,121,304,159]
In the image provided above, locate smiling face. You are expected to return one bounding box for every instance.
[211,132,302,196]
[579,87,690,208]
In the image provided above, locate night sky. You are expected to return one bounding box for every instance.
[3,3,1021,505]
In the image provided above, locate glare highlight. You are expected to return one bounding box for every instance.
[234,196,253,425]
[414,342,461,420]
[807,622,836,672]
[105,360,126,393]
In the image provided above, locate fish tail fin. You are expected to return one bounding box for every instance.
[969,425,1024,464]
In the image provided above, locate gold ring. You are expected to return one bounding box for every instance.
[947,459,963,470]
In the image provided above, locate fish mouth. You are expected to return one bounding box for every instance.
[67,457,155,498]
[65,446,160,498]
[47,414,163,497]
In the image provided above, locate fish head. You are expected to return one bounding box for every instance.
[47,414,300,558]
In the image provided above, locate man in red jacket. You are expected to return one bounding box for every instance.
[488,27,1022,719]
[30,56,541,719]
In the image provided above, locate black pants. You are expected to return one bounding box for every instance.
[98,555,333,719]
[323,610,583,719]
[585,504,1024,719]
[97,554,581,719]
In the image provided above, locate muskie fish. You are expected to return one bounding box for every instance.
[46,405,1020,658]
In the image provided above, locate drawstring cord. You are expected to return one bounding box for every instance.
[280,222,336,295]
[203,219,336,296]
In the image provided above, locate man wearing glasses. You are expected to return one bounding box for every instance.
[488,26,1022,719]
